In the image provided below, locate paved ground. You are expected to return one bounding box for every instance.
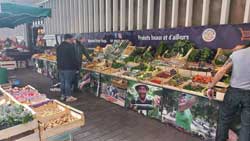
[9,69,201,141]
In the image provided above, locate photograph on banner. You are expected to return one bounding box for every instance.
[125,81,162,120]
[161,89,240,140]
[78,70,100,97]
[100,76,127,107]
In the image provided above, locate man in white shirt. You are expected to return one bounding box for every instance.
[207,44,250,141]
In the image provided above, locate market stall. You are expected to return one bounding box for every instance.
[0,2,51,69]
[31,23,250,140]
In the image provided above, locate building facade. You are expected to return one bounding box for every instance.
[36,0,250,35]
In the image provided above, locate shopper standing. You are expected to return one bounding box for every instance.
[57,34,78,102]
[206,44,250,141]
[73,36,93,91]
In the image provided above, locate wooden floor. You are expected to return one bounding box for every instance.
[9,69,201,141]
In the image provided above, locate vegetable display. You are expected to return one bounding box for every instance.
[156,72,172,78]
[32,102,64,117]
[183,83,205,92]
[0,104,33,130]
[187,49,200,62]
[187,48,214,63]
[41,114,76,130]
[111,61,125,69]
[192,75,212,84]
[214,49,232,66]
[199,48,214,63]
[156,42,169,58]
[167,74,190,87]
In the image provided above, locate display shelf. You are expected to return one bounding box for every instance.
[33,57,226,101]
[83,67,225,101]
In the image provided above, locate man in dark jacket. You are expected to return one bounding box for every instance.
[57,34,78,102]
[72,36,93,91]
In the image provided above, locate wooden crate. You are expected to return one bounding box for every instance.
[0,119,39,141]
[31,100,70,123]
[0,61,17,70]
[38,100,85,140]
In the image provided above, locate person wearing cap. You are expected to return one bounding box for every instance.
[206,44,250,141]
[56,34,78,102]
[129,84,154,116]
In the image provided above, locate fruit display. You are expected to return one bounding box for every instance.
[167,74,190,87]
[32,101,64,118]
[156,72,172,79]
[192,75,212,84]
[33,53,56,61]
[40,114,77,130]
[6,86,47,105]
[183,83,205,92]
[156,69,177,78]
[0,104,33,130]
[150,79,162,84]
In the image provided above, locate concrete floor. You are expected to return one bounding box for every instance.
[9,68,201,141]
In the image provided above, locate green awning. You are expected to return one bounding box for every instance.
[0,2,51,28]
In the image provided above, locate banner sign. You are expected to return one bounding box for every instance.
[78,23,250,49]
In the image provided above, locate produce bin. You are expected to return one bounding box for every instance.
[30,100,85,140]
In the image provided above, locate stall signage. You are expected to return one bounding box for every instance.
[75,23,250,49]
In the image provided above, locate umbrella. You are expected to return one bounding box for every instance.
[0,2,51,28]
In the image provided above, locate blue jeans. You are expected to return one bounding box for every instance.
[59,70,76,97]
[216,87,250,141]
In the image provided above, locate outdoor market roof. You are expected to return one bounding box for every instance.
[0,2,51,28]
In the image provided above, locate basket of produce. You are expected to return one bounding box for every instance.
[34,100,85,140]
[162,40,194,61]
[182,82,206,93]
[149,69,177,85]
[192,74,213,84]
[3,86,48,105]
[111,78,128,89]
[165,74,190,87]
[186,47,215,72]
[213,48,232,67]
[31,100,69,123]
[0,101,39,141]
[122,46,135,57]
